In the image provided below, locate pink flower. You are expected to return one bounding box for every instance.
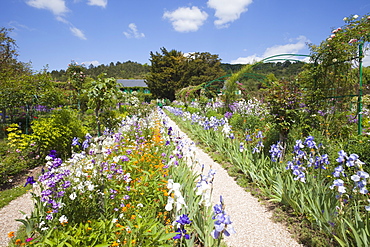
[349,39,358,44]
[332,28,342,33]
[26,238,34,242]
[331,34,335,38]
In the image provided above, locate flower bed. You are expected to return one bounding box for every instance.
[8,109,233,246]
[165,104,370,247]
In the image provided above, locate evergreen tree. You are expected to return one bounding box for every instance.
[145,48,185,101]
[145,48,226,100]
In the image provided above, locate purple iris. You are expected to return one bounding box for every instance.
[173,214,191,240]
[49,150,57,159]
[71,137,80,146]
[176,214,191,225]
[173,228,190,240]
[121,155,129,162]
[24,176,36,187]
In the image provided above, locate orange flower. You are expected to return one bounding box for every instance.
[15,239,22,245]
[111,241,119,246]
[8,231,14,238]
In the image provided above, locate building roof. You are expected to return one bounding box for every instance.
[117,79,147,87]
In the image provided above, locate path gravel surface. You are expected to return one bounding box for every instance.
[0,192,33,247]
[0,112,303,247]
[166,116,303,247]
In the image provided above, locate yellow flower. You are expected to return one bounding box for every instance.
[111,241,119,246]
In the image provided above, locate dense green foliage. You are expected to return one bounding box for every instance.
[221,60,306,79]
[299,14,370,113]
[49,60,150,81]
[85,73,120,135]
[145,48,226,100]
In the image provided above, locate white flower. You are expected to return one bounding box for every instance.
[353,15,359,19]
[332,58,338,63]
[222,122,232,136]
[69,192,77,200]
[343,17,348,21]
[196,180,212,206]
[165,179,187,211]
[85,181,95,191]
[85,162,94,170]
[165,197,174,211]
[112,218,118,223]
[39,221,46,228]
[113,156,120,163]
[59,215,68,224]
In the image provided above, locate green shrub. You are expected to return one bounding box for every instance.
[345,134,370,170]
[186,106,200,114]
[0,148,28,186]
[29,108,87,160]
[205,110,223,119]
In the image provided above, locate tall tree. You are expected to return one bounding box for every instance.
[85,73,120,136]
[145,48,185,101]
[181,52,226,96]
[0,27,32,123]
[66,61,86,110]
[145,48,226,100]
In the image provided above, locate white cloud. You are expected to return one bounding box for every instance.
[55,16,69,24]
[123,23,145,39]
[163,6,208,32]
[26,0,69,16]
[231,54,262,64]
[207,0,253,28]
[26,0,87,40]
[8,21,34,32]
[86,0,107,8]
[231,36,309,64]
[263,36,308,58]
[82,60,100,67]
[364,51,370,67]
[70,26,87,40]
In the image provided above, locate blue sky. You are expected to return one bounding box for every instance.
[1,0,370,71]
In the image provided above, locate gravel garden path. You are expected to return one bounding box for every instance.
[0,113,302,247]
[0,192,34,246]
[166,116,302,247]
